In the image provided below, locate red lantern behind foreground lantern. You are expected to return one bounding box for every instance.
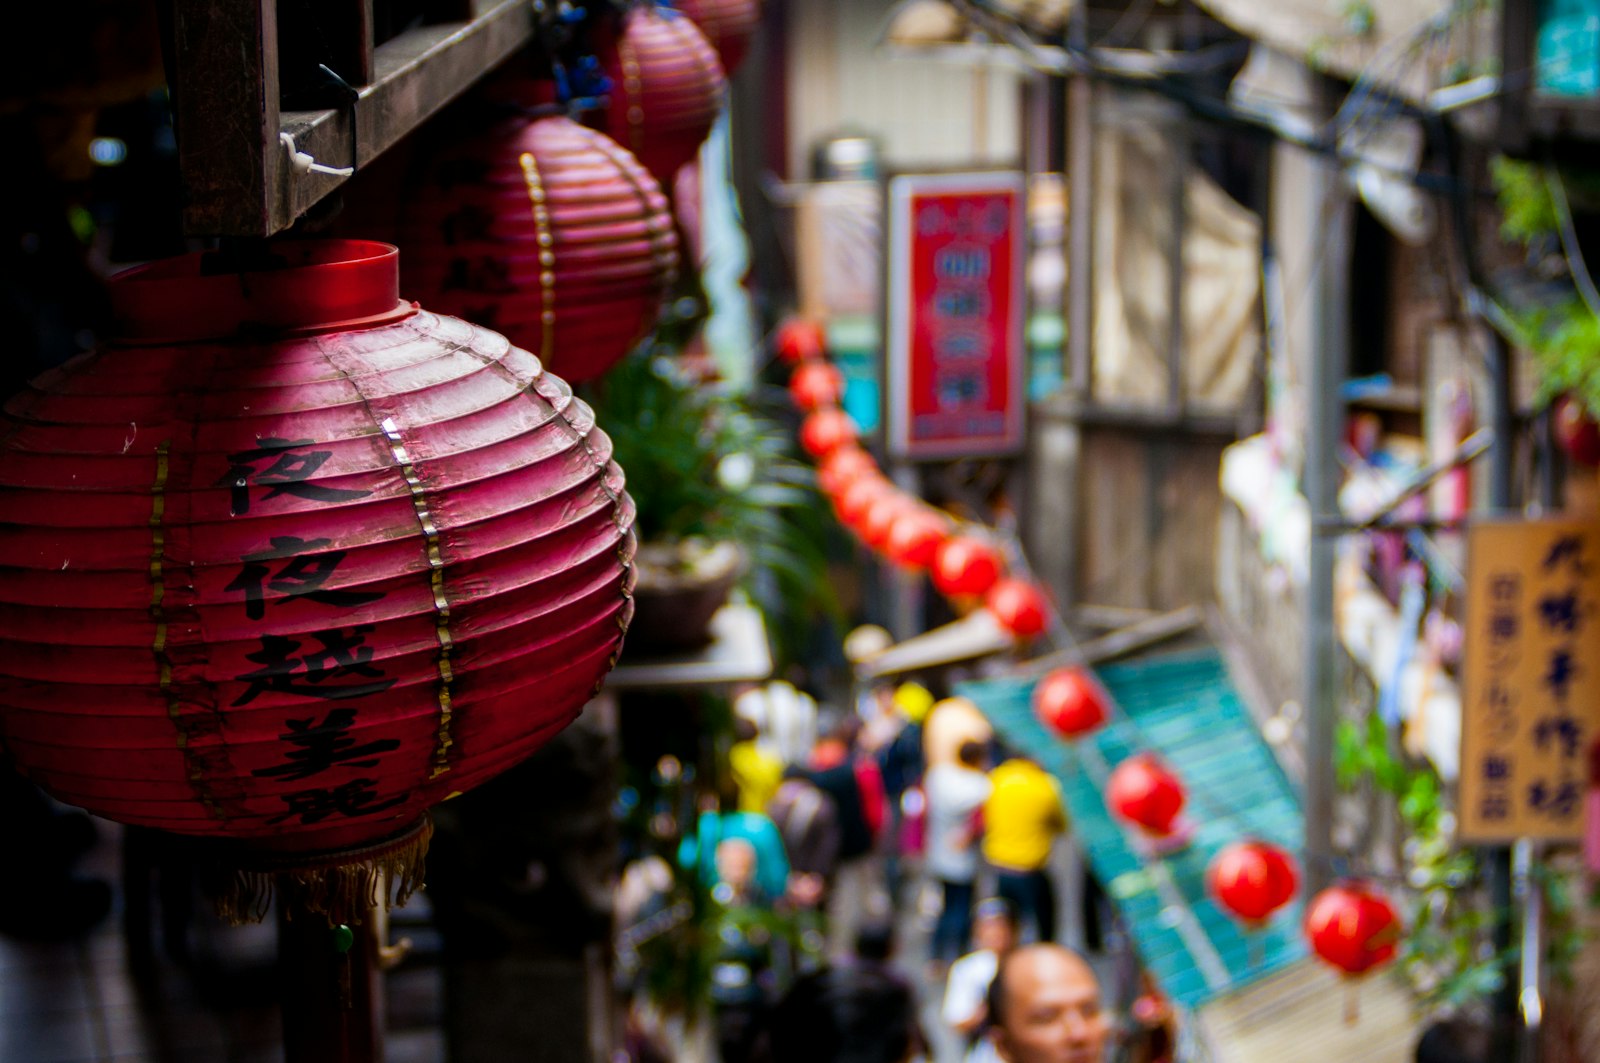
[1208,841,1299,924]
[401,115,678,383]
[1305,883,1400,976]
[1107,754,1186,837]
[1034,667,1108,739]
[601,6,727,186]
[1553,394,1600,466]
[986,578,1049,637]
[676,0,763,74]
[800,408,858,458]
[932,536,1003,598]
[0,241,636,875]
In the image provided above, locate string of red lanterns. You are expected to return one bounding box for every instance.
[776,315,1405,999]
[776,320,1052,639]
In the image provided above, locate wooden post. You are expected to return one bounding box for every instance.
[278,903,382,1063]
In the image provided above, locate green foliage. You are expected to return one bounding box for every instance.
[587,344,840,667]
[1506,299,1600,418]
[1492,157,1562,246]
[1335,713,1596,1011]
[1491,155,1600,419]
[1334,714,1504,1011]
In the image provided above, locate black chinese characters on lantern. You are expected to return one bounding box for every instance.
[0,241,637,922]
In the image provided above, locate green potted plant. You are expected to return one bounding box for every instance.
[586,336,836,659]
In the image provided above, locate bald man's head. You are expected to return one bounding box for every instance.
[987,944,1109,1063]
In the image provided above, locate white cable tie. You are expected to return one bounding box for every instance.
[279,131,354,178]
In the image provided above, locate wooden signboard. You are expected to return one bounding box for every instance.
[1459,519,1600,842]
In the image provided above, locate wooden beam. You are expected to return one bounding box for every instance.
[174,0,537,236]
[171,0,281,237]
[1017,605,1202,678]
[278,0,537,234]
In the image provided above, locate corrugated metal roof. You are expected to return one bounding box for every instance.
[956,648,1307,1010]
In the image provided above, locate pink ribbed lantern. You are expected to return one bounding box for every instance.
[0,241,636,918]
[601,6,727,186]
[676,0,762,74]
[402,115,679,384]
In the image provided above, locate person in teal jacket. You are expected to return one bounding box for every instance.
[679,808,791,904]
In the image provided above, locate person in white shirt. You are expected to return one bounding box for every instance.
[942,897,1019,1063]
[925,739,993,969]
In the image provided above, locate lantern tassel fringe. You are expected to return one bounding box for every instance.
[201,817,432,927]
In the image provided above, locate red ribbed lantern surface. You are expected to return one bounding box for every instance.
[0,242,635,878]
[932,536,1003,598]
[602,7,727,186]
[402,115,678,383]
[677,0,762,74]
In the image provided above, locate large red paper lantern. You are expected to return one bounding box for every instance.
[789,361,844,412]
[1208,841,1299,924]
[1034,667,1108,740]
[676,0,762,75]
[601,6,727,186]
[884,509,949,570]
[932,536,1003,598]
[799,408,858,458]
[1304,882,1400,976]
[401,115,679,384]
[1107,754,1185,837]
[0,242,636,918]
[987,578,1050,638]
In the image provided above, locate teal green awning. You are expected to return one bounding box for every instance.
[957,648,1307,1010]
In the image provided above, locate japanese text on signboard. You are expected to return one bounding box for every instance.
[1460,521,1600,842]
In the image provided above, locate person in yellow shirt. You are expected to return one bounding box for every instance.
[982,756,1066,944]
[731,717,784,814]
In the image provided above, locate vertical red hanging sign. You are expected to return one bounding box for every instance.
[885,171,1025,460]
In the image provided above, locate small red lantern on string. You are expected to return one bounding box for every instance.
[885,509,950,570]
[1553,394,1600,466]
[1208,841,1299,925]
[1034,667,1108,740]
[1107,754,1186,838]
[776,318,826,364]
[836,474,892,530]
[817,445,877,497]
[676,0,763,75]
[402,115,679,383]
[1305,881,1401,1023]
[0,241,636,923]
[932,536,1004,598]
[601,6,727,186]
[789,361,844,411]
[986,578,1050,638]
[861,492,914,551]
[1305,882,1400,976]
[800,407,858,459]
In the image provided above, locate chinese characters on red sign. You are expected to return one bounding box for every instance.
[1460,521,1600,842]
[886,173,1025,460]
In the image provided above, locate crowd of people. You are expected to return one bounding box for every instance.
[617,674,1156,1063]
